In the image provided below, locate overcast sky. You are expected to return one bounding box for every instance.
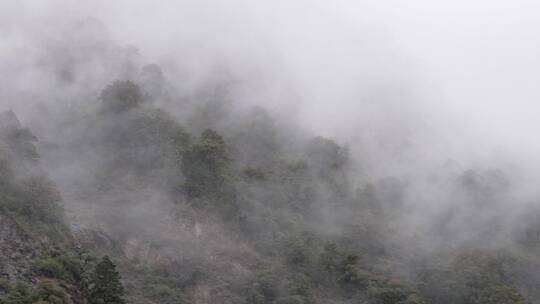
[2,0,540,175]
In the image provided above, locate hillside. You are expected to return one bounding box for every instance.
[2,12,540,304]
[1,73,540,304]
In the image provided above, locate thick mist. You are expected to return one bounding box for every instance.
[4,1,540,173]
[2,1,540,303]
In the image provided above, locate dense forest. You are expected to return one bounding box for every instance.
[2,13,540,304]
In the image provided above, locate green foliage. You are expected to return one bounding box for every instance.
[94,102,190,190]
[35,281,69,304]
[182,129,231,199]
[418,251,525,304]
[305,137,348,175]
[0,112,66,236]
[255,271,279,302]
[243,166,266,181]
[246,270,279,304]
[5,128,39,163]
[89,256,125,304]
[366,281,426,304]
[3,78,539,304]
[33,252,82,281]
[13,175,64,226]
[283,235,317,268]
[0,279,9,293]
[399,294,427,304]
[0,281,68,304]
[337,254,366,289]
[319,243,367,291]
[478,286,525,304]
[373,285,410,304]
[305,136,349,197]
[0,282,34,304]
[286,273,311,298]
[246,290,265,304]
[34,258,65,279]
[320,243,341,274]
[181,129,239,218]
[229,106,281,166]
[100,81,143,114]
[120,262,191,304]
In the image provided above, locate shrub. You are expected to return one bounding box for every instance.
[34,258,66,279]
[33,253,82,281]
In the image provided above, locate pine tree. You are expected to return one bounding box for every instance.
[89,256,125,304]
[181,129,238,219]
[182,129,231,200]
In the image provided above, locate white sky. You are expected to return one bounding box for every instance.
[3,0,540,172]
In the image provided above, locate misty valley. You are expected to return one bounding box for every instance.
[2,3,540,304]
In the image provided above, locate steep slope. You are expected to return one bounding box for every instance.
[33,80,427,304]
[0,111,88,304]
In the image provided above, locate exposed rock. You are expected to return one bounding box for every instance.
[0,213,41,281]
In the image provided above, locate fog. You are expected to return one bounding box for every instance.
[3,0,540,174]
[2,1,540,302]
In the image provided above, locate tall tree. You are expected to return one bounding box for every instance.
[182,129,231,200]
[181,129,238,219]
[89,256,125,304]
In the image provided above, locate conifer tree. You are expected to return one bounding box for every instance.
[89,256,125,304]
[182,129,231,200]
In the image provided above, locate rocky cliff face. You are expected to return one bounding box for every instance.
[0,110,43,284]
[0,212,41,282]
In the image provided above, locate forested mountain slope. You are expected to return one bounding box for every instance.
[2,19,540,304]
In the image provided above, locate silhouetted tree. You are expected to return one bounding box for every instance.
[100,80,143,114]
[182,129,231,200]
